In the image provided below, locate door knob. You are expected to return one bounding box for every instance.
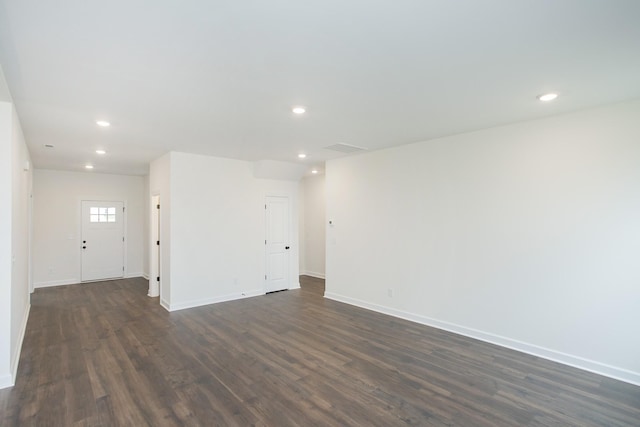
[285,246,290,250]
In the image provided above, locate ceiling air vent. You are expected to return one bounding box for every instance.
[324,143,367,153]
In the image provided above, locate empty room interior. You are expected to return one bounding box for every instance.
[1,1,639,426]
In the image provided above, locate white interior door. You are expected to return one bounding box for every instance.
[149,195,160,297]
[81,200,124,282]
[265,196,290,292]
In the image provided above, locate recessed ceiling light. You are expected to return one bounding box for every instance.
[85,164,94,169]
[96,150,106,155]
[311,169,318,174]
[44,144,54,148]
[537,93,558,102]
[96,120,111,127]
[292,106,306,115]
[298,153,307,159]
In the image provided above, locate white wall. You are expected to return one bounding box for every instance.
[326,99,640,385]
[10,106,32,386]
[0,101,13,388]
[0,65,32,388]
[32,170,145,287]
[151,152,300,311]
[301,174,326,278]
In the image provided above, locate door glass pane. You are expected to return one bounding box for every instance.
[89,206,118,222]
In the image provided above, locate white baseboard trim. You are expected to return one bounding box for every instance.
[125,272,144,279]
[168,289,265,312]
[324,292,640,387]
[10,304,31,387]
[289,282,301,290]
[160,298,170,312]
[142,273,150,280]
[1,304,31,389]
[302,271,325,279]
[0,373,12,389]
[36,275,147,288]
[34,278,78,288]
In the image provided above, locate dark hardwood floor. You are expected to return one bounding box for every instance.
[0,276,638,426]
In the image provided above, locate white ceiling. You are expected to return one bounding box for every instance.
[1,0,639,176]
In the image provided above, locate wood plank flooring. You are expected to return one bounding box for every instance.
[0,276,639,426]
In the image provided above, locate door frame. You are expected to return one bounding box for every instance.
[28,190,34,293]
[78,198,128,282]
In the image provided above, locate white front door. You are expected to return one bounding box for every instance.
[81,200,125,282]
[265,196,290,292]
